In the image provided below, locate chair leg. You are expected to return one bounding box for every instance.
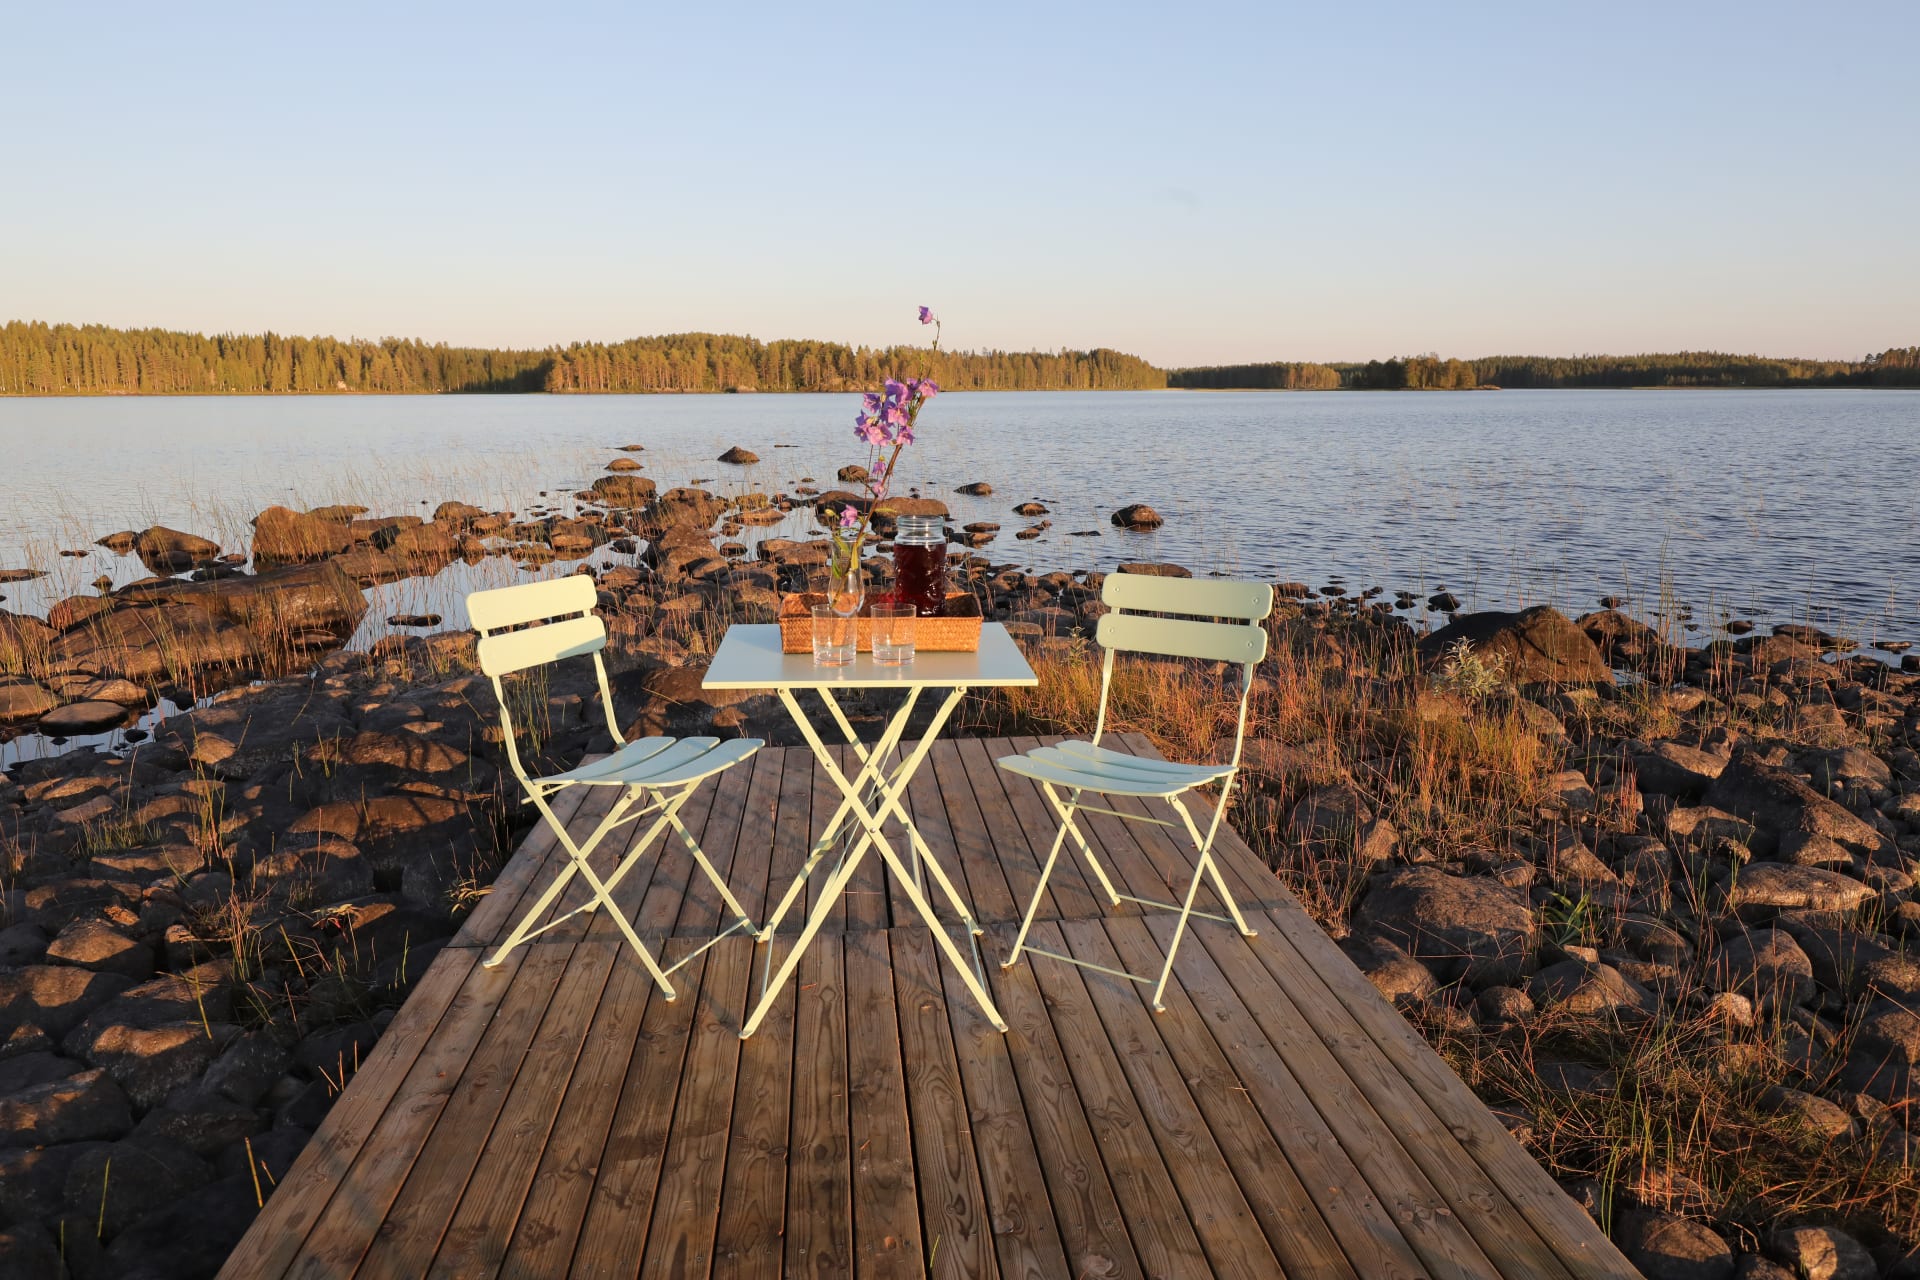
[1150,845,1218,1013]
[1004,801,1076,969]
[1169,794,1256,937]
[1040,783,1121,906]
[666,788,756,932]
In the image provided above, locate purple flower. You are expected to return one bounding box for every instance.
[908,377,939,402]
[868,472,889,498]
[882,403,909,431]
[883,377,910,406]
[918,306,935,325]
[838,505,860,529]
[861,390,883,415]
[896,421,915,445]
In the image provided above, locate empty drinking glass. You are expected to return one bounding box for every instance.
[871,602,916,665]
[811,604,855,666]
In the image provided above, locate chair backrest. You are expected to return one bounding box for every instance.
[1096,574,1272,666]
[470,575,606,677]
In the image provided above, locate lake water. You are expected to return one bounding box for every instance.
[2,388,1918,646]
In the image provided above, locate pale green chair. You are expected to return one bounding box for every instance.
[997,572,1273,1010]
[468,574,761,999]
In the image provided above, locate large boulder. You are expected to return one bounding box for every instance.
[0,675,60,725]
[120,559,368,638]
[0,609,56,673]
[42,603,256,684]
[250,505,354,565]
[1110,503,1164,530]
[590,473,659,508]
[1527,960,1657,1020]
[1706,929,1814,1011]
[1420,606,1612,685]
[0,1069,134,1147]
[1704,751,1885,856]
[0,966,137,1040]
[1633,742,1727,800]
[1353,866,1534,986]
[132,526,220,572]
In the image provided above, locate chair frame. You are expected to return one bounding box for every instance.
[1000,573,1273,1011]
[469,575,758,999]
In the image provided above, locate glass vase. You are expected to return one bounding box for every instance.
[827,533,865,616]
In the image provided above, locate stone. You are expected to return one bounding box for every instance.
[36,699,132,735]
[589,473,659,508]
[626,664,783,742]
[1340,937,1437,1004]
[1,609,57,672]
[0,1068,134,1147]
[1756,1085,1855,1140]
[1616,1209,1733,1280]
[0,923,49,967]
[954,481,993,495]
[0,675,60,724]
[1768,1225,1877,1280]
[0,1143,110,1229]
[1115,562,1191,578]
[605,457,643,471]
[132,525,220,572]
[1527,960,1658,1019]
[1420,606,1612,685]
[0,966,136,1040]
[1013,502,1049,516]
[1286,784,1373,844]
[0,1050,83,1096]
[1706,929,1814,1010]
[61,1138,213,1238]
[1353,866,1534,986]
[101,1174,262,1280]
[1634,742,1728,800]
[1476,985,1535,1024]
[1109,503,1164,530]
[718,445,760,464]
[433,500,486,523]
[1725,864,1876,919]
[249,505,354,564]
[44,920,154,981]
[1704,751,1885,855]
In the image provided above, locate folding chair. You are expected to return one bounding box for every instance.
[468,575,761,999]
[997,572,1273,1011]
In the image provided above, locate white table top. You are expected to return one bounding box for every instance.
[703,623,1038,690]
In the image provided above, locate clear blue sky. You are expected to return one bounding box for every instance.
[3,0,1914,366]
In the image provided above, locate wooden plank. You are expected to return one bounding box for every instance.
[1002,735,1173,915]
[845,740,898,933]
[1014,923,1213,1278]
[972,927,1144,1280]
[925,740,1021,930]
[900,745,988,933]
[1051,918,1307,1280]
[215,947,480,1280]
[843,928,925,1280]
[565,944,709,1278]
[277,950,532,1280]
[664,749,758,935]
[1109,732,1281,909]
[1101,917,1436,1280]
[761,738,819,941]
[930,931,1073,1280]
[1251,902,1641,1279]
[710,922,797,1280]
[721,747,787,930]
[890,926,998,1280]
[784,934,854,1277]
[480,944,659,1279]
[953,736,1100,923]
[350,942,582,1279]
[635,936,755,1278]
[507,781,633,948]
[448,782,594,947]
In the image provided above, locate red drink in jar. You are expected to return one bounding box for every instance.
[891,515,948,616]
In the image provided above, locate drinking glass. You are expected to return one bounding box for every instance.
[810,605,855,666]
[870,602,916,666]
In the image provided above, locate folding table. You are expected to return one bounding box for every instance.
[703,622,1038,1039]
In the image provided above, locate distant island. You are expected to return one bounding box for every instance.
[1,320,1914,395]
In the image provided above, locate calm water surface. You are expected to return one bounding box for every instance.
[2,388,1917,642]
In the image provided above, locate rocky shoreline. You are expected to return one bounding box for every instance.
[4,465,1920,1278]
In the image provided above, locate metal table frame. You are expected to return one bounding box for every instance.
[703,623,1038,1039]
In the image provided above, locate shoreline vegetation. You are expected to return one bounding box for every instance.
[3,320,1917,396]
[3,453,1920,1277]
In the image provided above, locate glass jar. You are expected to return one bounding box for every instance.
[890,515,948,616]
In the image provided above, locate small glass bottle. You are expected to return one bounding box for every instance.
[890,515,948,617]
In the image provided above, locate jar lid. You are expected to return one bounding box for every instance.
[893,514,945,542]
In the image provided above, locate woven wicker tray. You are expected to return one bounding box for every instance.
[778,593,982,653]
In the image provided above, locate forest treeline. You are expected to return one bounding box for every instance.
[4,321,1914,395]
[1170,347,1920,390]
[0,322,1165,395]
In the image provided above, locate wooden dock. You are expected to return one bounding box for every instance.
[219,734,1635,1279]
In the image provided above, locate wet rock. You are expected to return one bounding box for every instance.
[1617,1209,1734,1280]
[132,526,220,572]
[37,699,132,735]
[1353,866,1534,986]
[0,1068,134,1147]
[1704,751,1884,856]
[1013,502,1049,516]
[1576,608,1677,671]
[1109,503,1163,530]
[1769,1225,1877,1280]
[837,464,870,483]
[718,445,760,464]
[1420,606,1612,685]
[605,457,643,472]
[1115,562,1191,578]
[1,609,56,671]
[955,481,993,495]
[249,505,354,564]
[589,473,659,508]
[626,665,784,743]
